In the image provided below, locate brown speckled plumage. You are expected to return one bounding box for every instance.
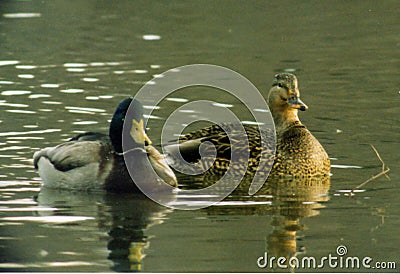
[271,123,330,176]
[166,123,276,178]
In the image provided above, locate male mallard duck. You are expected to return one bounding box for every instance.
[33,98,177,192]
[164,73,330,177]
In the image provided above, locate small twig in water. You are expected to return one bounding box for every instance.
[370,144,390,180]
[352,144,390,192]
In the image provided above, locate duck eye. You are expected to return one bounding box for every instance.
[277,83,285,88]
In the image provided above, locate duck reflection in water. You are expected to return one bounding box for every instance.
[264,176,330,267]
[100,193,173,272]
[36,189,174,272]
[202,175,330,270]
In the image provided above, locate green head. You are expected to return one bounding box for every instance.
[109,97,152,153]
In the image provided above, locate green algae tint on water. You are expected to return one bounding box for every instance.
[0,1,399,272]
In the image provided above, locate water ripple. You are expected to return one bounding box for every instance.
[3,13,41,18]
[0,60,19,66]
[0,80,14,85]
[5,109,36,114]
[166,97,189,103]
[331,164,363,169]
[81,77,99,82]
[65,106,106,113]
[40,84,60,88]
[1,90,31,96]
[60,88,84,93]
[0,102,28,108]
[0,216,94,223]
[0,198,36,205]
[18,74,35,79]
[0,206,57,212]
[212,102,234,108]
[0,129,61,137]
[15,65,37,69]
[29,94,51,99]
[63,63,88,68]
[72,121,98,125]
[142,34,161,41]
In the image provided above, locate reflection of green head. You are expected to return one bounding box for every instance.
[129,242,147,271]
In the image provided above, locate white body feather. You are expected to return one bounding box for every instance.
[33,141,114,191]
[35,157,104,190]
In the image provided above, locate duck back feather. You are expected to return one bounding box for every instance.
[33,133,115,190]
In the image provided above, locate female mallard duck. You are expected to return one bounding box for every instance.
[33,98,177,192]
[164,73,330,177]
[269,73,330,176]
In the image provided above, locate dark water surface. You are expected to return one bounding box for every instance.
[0,0,399,272]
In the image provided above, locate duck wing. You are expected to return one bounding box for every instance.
[33,133,112,172]
[164,123,244,163]
[163,123,275,175]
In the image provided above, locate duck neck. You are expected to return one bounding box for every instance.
[272,108,303,135]
[109,117,143,154]
[109,113,123,153]
[109,128,143,154]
